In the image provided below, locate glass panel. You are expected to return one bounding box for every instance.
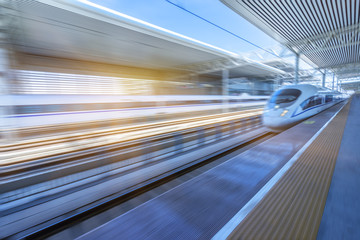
[268,89,301,108]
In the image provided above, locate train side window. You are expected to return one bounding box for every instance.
[301,95,322,110]
[80,103,93,111]
[14,106,23,114]
[46,104,62,113]
[314,96,323,105]
[325,95,333,103]
[70,104,83,111]
[301,97,315,110]
[122,102,131,108]
[164,101,182,106]
[108,103,119,109]
[14,105,44,114]
[139,101,156,108]
[117,102,129,109]
[122,102,139,108]
[186,100,201,105]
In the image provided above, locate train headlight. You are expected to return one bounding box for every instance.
[280,109,289,117]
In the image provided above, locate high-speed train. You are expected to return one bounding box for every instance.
[262,84,345,132]
[0,94,268,134]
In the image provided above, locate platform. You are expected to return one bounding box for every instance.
[77,97,359,240]
[317,94,360,240]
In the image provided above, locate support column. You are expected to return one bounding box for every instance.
[339,80,342,92]
[294,53,299,84]
[222,69,229,112]
[0,48,10,94]
[274,77,280,91]
[332,73,335,90]
[191,74,201,94]
[0,1,16,143]
[0,47,12,142]
[322,69,326,88]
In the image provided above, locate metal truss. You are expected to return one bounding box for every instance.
[177,57,239,75]
[222,0,360,91]
[177,56,285,77]
[331,63,360,79]
[288,24,360,55]
[242,45,295,61]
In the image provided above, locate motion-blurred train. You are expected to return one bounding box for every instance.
[262,84,345,132]
[1,94,268,133]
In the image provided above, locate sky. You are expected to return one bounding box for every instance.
[82,0,279,55]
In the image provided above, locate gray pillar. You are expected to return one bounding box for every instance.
[332,73,335,90]
[1,3,17,143]
[339,80,342,92]
[275,77,280,91]
[222,69,229,112]
[322,69,326,88]
[0,48,9,95]
[294,53,299,84]
[222,69,229,96]
[0,47,12,142]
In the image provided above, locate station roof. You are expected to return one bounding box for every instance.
[222,0,360,90]
[5,0,283,79]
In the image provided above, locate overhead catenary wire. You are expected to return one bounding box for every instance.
[165,0,281,58]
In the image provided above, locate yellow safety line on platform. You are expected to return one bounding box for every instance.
[227,100,352,239]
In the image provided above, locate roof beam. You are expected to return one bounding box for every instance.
[289,23,360,54]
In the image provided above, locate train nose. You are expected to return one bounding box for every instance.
[262,116,284,128]
[262,109,291,131]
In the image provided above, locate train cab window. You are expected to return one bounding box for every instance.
[269,89,301,108]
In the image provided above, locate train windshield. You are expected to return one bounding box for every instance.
[268,89,301,108]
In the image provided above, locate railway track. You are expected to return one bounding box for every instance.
[1,109,266,239]
[1,108,263,152]
[22,132,277,240]
[1,109,262,167]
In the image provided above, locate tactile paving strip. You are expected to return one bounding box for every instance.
[227,99,352,240]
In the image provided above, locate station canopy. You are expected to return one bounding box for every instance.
[3,0,283,79]
[222,0,360,91]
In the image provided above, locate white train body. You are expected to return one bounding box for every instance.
[262,84,344,131]
[1,94,268,130]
